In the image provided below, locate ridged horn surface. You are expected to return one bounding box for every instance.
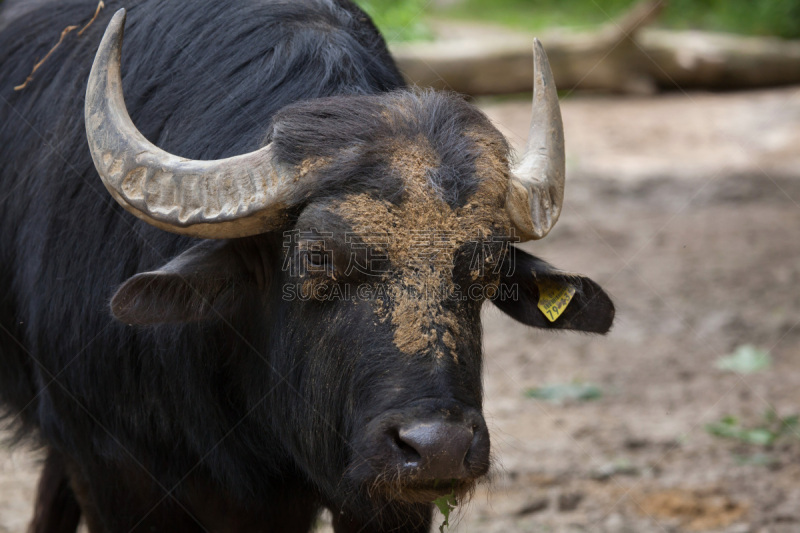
[506,38,566,241]
[85,9,295,238]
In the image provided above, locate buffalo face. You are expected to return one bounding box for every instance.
[268,92,512,505]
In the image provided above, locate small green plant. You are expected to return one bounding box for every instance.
[525,382,603,404]
[715,345,771,374]
[706,410,800,447]
[433,489,457,532]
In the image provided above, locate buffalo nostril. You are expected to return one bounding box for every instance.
[395,421,474,479]
[391,428,422,466]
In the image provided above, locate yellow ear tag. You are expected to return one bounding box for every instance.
[536,280,576,322]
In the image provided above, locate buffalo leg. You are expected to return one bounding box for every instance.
[28,449,81,533]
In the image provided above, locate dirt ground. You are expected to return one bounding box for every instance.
[2,86,799,532]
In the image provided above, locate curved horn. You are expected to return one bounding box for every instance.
[85,9,294,238]
[506,39,565,241]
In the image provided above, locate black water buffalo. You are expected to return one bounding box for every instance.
[0,1,614,531]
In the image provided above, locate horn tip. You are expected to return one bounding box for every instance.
[109,8,126,28]
[532,38,549,66]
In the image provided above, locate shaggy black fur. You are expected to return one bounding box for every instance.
[271,90,511,209]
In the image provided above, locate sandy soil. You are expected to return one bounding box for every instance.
[2,86,799,532]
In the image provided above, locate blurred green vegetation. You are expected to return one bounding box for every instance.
[662,0,800,37]
[434,0,636,32]
[525,382,604,404]
[706,410,800,447]
[354,0,434,42]
[355,0,800,41]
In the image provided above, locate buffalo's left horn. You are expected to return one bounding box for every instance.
[506,39,565,241]
[85,9,297,239]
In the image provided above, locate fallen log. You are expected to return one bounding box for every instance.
[641,29,800,90]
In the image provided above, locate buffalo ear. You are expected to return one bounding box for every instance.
[492,247,615,333]
[112,240,258,325]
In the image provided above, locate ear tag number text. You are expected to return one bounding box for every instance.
[536,280,576,322]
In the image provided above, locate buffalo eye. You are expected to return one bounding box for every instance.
[290,238,337,279]
[304,242,333,273]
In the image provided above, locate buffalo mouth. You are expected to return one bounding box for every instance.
[364,476,478,505]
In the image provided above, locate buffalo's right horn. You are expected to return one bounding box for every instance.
[85,9,297,239]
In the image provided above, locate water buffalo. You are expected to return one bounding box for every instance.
[0,0,614,531]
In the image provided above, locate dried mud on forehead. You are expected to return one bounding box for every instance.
[2,87,800,533]
[331,135,510,359]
